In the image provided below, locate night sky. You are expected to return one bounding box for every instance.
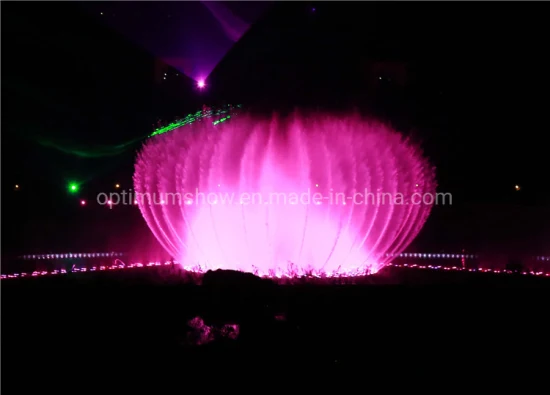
[3,1,549,256]
[81,2,273,80]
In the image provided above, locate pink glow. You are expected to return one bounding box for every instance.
[133,114,437,277]
[80,200,86,206]
[200,1,251,43]
[3,257,550,280]
[197,80,205,89]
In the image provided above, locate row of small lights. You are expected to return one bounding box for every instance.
[19,252,125,260]
[1,261,173,280]
[13,251,550,262]
[388,263,550,277]
[16,251,476,261]
[386,253,478,259]
[388,253,550,262]
[3,260,550,281]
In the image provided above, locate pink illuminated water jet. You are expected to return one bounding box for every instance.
[134,114,436,277]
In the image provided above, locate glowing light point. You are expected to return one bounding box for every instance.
[80,200,86,206]
[14,184,20,190]
[68,183,79,193]
[515,184,521,191]
[107,200,112,205]
[115,183,120,189]
[197,80,205,89]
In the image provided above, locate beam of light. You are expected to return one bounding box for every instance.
[32,136,145,158]
[200,1,251,43]
[84,3,271,84]
[134,113,437,277]
[32,104,241,158]
[149,104,241,138]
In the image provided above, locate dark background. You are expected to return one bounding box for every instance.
[2,3,550,389]
[3,1,549,258]
[3,267,549,388]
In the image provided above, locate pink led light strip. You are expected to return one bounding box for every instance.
[388,263,550,277]
[2,259,549,280]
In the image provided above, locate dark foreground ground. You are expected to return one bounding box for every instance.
[3,267,549,390]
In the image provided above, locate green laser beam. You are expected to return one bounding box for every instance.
[149,104,242,138]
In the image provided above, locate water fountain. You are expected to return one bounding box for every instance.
[134,113,436,277]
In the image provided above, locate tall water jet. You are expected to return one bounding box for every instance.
[134,113,436,277]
